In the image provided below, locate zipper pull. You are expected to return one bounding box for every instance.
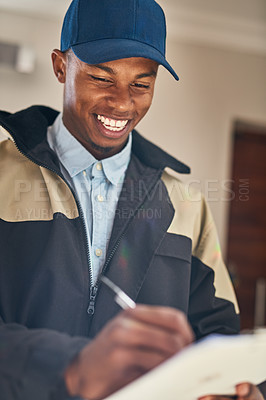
[87,286,98,316]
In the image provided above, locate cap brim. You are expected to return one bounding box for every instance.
[71,38,179,81]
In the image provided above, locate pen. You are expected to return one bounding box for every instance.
[100,276,136,310]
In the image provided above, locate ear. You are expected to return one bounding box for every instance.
[51,49,67,83]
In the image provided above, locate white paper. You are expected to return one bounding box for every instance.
[104,331,266,400]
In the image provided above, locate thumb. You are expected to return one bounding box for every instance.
[236,383,264,400]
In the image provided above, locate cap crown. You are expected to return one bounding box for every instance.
[61,0,166,57]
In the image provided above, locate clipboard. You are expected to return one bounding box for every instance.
[104,330,266,400]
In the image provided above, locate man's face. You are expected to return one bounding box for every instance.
[53,51,158,159]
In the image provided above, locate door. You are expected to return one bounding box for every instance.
[226,121,266,330]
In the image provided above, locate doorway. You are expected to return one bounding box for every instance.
[226,121,266,330]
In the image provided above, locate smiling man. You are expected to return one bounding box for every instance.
[0,1,264,400]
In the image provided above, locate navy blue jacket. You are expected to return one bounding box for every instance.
[0,106,240,399]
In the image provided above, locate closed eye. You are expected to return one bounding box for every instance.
[132,83,150,89]
[90,75,112,83]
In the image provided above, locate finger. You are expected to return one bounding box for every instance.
[114,346,171,374]
[198,396,216,400]
[236,383,252,399]
[106,313,188,357]
[236,383,264,400]
[120,317,189,356]
[124,304,195,344]
[198,396,237,400]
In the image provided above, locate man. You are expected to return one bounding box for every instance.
[0,0,264,399]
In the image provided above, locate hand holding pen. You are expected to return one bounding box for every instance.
[100,277,265,400]
[64,276,194,400]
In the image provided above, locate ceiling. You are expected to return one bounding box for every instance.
[0,0,266,55]
[0,0,265,22]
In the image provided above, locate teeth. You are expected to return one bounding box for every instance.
[97,114,128,131]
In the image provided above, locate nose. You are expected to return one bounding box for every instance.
[106,85,134,115]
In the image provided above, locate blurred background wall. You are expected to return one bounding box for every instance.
[0,0,266,256]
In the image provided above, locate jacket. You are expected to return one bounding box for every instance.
[0,106,240,399]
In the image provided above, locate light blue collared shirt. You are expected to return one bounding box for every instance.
[47,114,132,284]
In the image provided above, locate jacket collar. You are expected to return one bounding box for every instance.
[0,105,190,175]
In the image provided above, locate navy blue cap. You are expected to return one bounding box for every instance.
[60,0,179,81]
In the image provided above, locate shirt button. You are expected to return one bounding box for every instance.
[82,170,87,177]
[96,162,103,171]
[97,194,104,202]
[95,249,102,257]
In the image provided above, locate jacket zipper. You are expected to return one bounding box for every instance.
[87,231,127,315]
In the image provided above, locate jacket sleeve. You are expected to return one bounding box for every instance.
[0,316,89,400]
[188,196,240,340]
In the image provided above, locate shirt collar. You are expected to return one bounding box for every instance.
[47,113,132,185]
[101,134,132,185]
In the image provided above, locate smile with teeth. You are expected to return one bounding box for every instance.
[97,115,128,132]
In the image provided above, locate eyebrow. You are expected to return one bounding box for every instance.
[136,71,157,79]
[91,64,157,79]
[92,64,114,74]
